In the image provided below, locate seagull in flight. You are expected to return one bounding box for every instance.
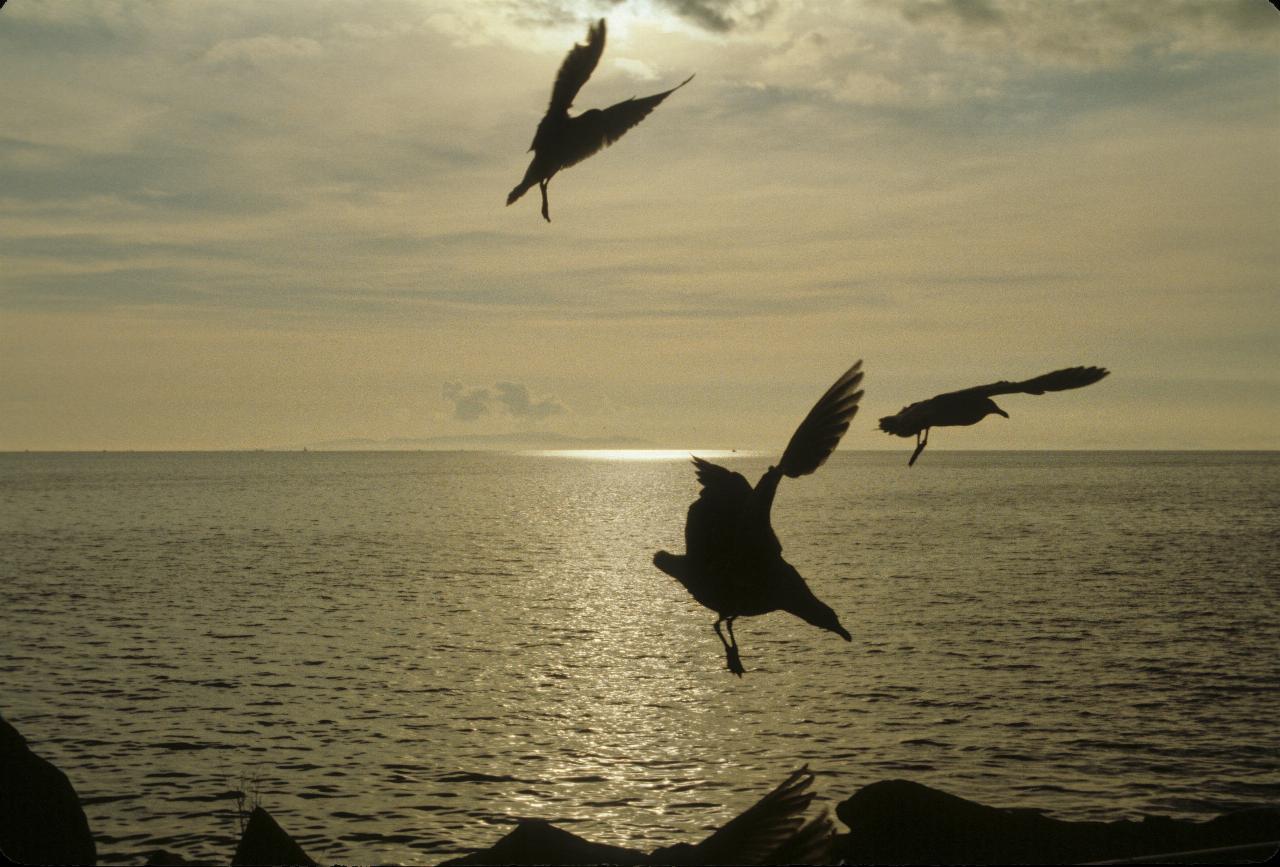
[654,362,865,676]
[879,365,1110,466]
[507,19,693,222]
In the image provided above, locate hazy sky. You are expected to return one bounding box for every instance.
[2,0,1277,450]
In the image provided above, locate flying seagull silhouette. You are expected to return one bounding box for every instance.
[506,19,693,222]
[879,365,1110,466]
[441,765,834,865]
[654,361,864,676]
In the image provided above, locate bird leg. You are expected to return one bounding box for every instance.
[908,428,929,467]
[539,179,550,222]
[714,618,745,677]
[713,618,731,651]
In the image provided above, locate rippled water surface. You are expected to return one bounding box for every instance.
[2,451,1277,864]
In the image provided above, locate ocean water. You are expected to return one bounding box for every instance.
[1,450,1277,865]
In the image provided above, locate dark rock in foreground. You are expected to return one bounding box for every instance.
[232,806,316,867]
[834,779,1280,865]
[0,714,97,866]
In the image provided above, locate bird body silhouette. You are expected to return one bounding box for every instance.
[655,362,864,676]
[440,766,834,865]
[879,365,1110,466]
[507,19,692,222]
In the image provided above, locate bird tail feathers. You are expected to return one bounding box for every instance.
[878,413,914,437]
[653,550,685,580]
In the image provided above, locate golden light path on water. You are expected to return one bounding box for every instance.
[497,448,776,824]
[529,449,752,461]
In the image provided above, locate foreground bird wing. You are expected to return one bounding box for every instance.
[545,19,606,120]
[559,75,695,172]
[946,365,1110,400]
[778,360,865,478]
[764,813,837,866]
[650,766,821,866]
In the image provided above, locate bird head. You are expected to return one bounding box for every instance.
[801,596,852,642]
[779,562,853,641]
[821,610,853,642]
[772,559,851,640]
[983,398,1010,419]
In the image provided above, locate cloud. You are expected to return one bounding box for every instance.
[901,0,1005,28]
[614,57,660,80]
[656,0,779,32]
[891,0,1277,67]
[442,380,567,421]
[442,381,493,421]
[201,35,323,69]
[493,381,566,419]
[426,0,779,41]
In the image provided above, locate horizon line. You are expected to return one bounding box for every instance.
[2,447,1277,455]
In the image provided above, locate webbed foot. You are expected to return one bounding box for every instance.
[725,645,745,677]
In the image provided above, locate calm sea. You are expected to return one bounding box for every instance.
[1,451,1277,864]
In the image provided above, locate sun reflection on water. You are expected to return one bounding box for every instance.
[528,449,752,461]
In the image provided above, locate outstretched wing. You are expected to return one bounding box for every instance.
[558,75,694,170]
[685,457,752,564]
[547,19,605,118]
[779,360,864,478]
[952,365,1110,400]
[671,766,819,866]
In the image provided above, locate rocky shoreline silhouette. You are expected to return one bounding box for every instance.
[3,715,1277,865]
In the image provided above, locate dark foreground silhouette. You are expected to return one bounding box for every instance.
[442,775,1278,866]
[834,779,1279,865]
[654,361,864,675]
[507,19,693,222]
[441,766,833,865]
[879,365,1110,466]
[1,715,96,865]
[231,807,316,866]
[3,716,1276,866]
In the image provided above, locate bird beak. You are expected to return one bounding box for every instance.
[996,408,1010,418]
[834,625,852,642]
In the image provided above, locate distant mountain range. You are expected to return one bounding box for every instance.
[283,432,656,452]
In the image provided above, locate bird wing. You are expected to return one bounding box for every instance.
[764,813,836,866]
[546,19,606,118]
[558,75,694,170]
[685,457,752,564]
[948,365,1110,400]
[778,360,864,478]
[677,766,819,866]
